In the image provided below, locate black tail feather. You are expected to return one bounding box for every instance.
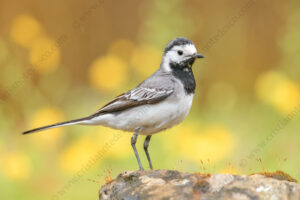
[22,117,88,135]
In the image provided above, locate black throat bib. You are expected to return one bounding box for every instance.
[170,61,196,95]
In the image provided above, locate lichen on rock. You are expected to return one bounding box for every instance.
[99,170,300,200]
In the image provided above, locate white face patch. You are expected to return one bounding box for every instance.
[161,44,198,72]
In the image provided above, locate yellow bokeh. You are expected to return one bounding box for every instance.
[131,44,161,78]
[29,36,61,74]
[221,165,240,175]
[255,71,300,114]
[169,124,235,163]
[59,136,99,173]
[10,14,43,47]
[0,140,3,157]
[1,151,31,180]
[89,54,128,92]
[101,131,131,159]
[108,39,135,60]
[59,127,131,173]
[29,107,65,148]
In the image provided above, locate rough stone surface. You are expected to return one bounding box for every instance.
[99,170,300,200]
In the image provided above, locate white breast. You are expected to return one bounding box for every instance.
[169,93,194,126]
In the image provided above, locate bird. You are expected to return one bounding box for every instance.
[23,37,204,170]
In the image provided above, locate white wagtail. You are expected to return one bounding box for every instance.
[23,37,204,170]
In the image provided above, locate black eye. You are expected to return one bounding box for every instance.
[177,50,183,56]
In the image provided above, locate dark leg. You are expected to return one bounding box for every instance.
[131,129,144,170]
[144,135,153,170]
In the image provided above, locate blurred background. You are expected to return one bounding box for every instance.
[0,0,300,199]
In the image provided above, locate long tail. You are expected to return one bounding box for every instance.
[22,117,90,135]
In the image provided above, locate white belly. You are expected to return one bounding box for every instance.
[85,94,194,135]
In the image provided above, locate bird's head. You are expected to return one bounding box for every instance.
[161,37,204,72]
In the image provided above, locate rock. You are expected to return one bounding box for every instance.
[99,170,300,200]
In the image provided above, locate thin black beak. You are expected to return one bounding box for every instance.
[194,53,205,59]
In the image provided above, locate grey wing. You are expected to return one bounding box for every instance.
[88,87,174,117]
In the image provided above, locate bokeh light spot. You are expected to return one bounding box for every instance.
[59,137,98,173]
[89,54,128,92]
[255,71,300,114]
[1,151,31,180]
[29,36,61,74]
[10,14,43,47]
[169,124,236,164]
[29,107,65,148]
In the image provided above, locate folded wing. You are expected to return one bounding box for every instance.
[89,87,174,117]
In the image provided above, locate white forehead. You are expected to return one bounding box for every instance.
[172,44,197,54]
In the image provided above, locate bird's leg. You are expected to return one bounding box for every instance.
[144,135,153,170]
[131,128,144,170]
